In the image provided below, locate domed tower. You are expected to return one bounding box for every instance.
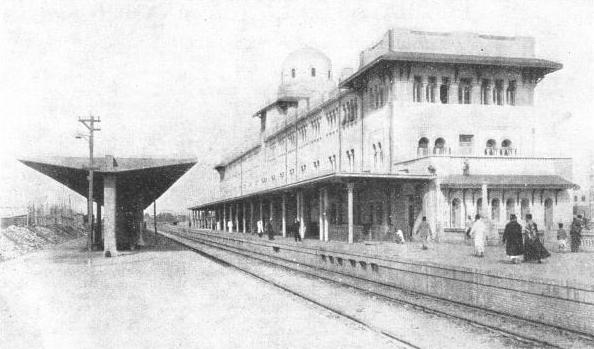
[278,47,336,98]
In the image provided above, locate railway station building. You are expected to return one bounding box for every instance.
[190,28,574,243]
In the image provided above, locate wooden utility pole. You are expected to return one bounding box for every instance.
[78,115,101,252]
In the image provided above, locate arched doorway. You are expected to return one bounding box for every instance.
[451,198,462,227]
[520,199,530,221]
[505,198,515,220]
[417,137,429,156]
[491,198,500,221]
[476,198,483,217]
[544,198,554,231]
[434,138,446,155]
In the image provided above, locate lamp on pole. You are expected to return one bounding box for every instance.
[77,115,101,252]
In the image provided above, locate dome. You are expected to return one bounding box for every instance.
[278,46,336,98]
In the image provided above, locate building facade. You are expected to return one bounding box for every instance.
[191,28,574,243]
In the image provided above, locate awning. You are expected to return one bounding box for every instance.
[441,175,576,189]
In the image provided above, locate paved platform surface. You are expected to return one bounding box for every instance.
[183,226,594,287]
[0,236,409,349]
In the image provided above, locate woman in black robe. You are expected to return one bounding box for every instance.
[502,214,524,263]
[523,214,550,263]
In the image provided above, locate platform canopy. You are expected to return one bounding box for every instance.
[20,156,197,210]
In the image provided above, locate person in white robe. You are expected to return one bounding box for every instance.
[470,214,487,257]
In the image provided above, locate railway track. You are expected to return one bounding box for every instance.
[160,228,594,349]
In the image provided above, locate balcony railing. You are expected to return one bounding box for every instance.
[484,147,517,156]
[416,146,518,158]
[417,147,451,157]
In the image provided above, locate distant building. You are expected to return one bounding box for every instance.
[191,28,574,242]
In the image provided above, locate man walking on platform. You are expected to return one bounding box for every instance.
[570,215,583,252]
[415,216,432,250]
[291,218,302,242]
[265,218,275,240]
[502,214,523,263]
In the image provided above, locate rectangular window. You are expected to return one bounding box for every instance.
[506,80,516,106]
[413,76,422,103]
[458,79,472,104]
[440,77,449,104]
[459,134,474,155]
[480,79,490,105]
[493,80,502,105]
[426,76,436,103]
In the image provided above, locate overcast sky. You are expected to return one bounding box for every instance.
[1,0,593,214]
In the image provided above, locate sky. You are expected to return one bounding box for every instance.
[1,0,593,214]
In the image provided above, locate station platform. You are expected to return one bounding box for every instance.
[0,235,409,349]
[162,225,594,337]
[181,226,594,288]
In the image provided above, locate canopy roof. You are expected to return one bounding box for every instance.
[441,174,576,189]
[20,157,196,209]
[339,51,562,88]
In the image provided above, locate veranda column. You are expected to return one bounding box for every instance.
[242,202,246,234]
[434,177,443,242]
[269,199,274,225]
[481,184,489,219]
[250,200,254,233]
[281,193,287,237]
[221,204,227,231]
[297,190,304,239]
[259,199,263,225]
[323,188,329,242]
[347,183,354,244]
[318,189,324,241]
[235,203,239,233]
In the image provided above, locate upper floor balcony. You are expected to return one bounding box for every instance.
[417,146,518,157]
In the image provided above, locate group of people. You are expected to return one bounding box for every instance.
[252,218,305,241]
[415,212,586,264]
[501,214,550,263]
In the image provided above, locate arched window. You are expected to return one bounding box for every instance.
[434,138,446,155]
[291,68,296,78]
[574,195,578,202]
[505,199,515,220]
[417,137,429,156]
[311,67,316,77]
[476,198,483,216]
[485,139,497,155]
[451,198,462,227]
[501,139,513,156]
[372,144,377,169]
[491,198,500,221]
[328,70,331,79]
[520,199,530,221]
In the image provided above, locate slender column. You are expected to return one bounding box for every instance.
[347,183,354,243]
[250,201,254,233]
[103,174,117,256]
[259,199,263,223]
[242,202,246,234]
[235,203,239,233]
[323,188,329,242]
[481,184,489,219]
[221,204,227,231]
[319,189,324,241]
[269,199,274,223]
[434,178,442,242]
[281,193,287,237]
[296,190,303,239]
